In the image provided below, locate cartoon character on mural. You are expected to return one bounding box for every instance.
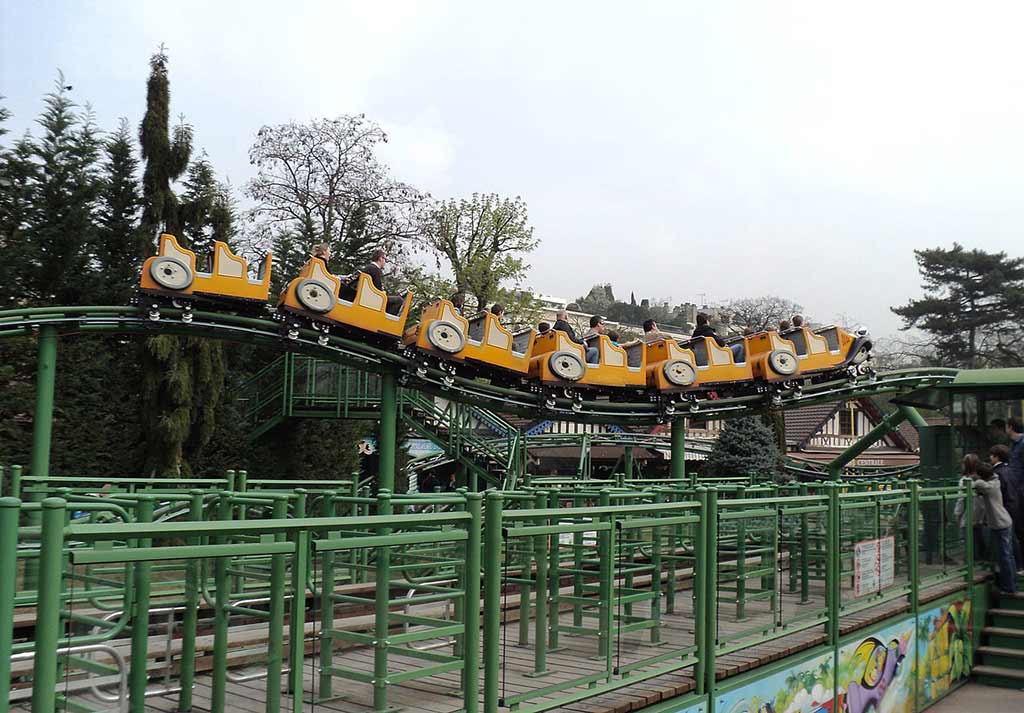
[841,637,907,713]
[917,599,972,705]
[717,651,835,713]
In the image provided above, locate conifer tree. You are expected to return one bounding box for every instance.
[137,48,198,475]
[892,244,1024,368]
[28,75,102,304]
[706,416,781,481]
[139,48,192,240]
[96,118,146,302]
[0,103,41,307]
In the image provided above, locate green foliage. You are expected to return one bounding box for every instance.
[96,118,147,303]
[706,416,780,480]
[419,193,538,309]
[249,419,371,480]
[892,243,1024,368]
[139,48,192,238]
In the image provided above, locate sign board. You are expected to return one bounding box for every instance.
[853,535,895,597]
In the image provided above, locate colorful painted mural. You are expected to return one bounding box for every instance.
[715,650,835,713]
[916,597,972,706]
[837,617,915,713]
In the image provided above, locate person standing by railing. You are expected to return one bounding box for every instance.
[956,454,989,563]
[971,457,1019,594]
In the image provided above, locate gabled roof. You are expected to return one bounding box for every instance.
[785,398,915,451]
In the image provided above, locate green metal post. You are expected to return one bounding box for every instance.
[598,489,613,666]
[237,469,248,492]
[265,496,288,713]
[529,491,549,676]
[373,489,392,711]
[464,493,482,713]
[736,518,747,620]
[29,325,57,479]
[825,483,841,645]
[826,409,909,479]
[226,469,236,492]
[211,494,231,712]
[650,491,663,644]
[671,417,686,483]
[129,496,155,713]
[378,372,398,494]
[9,465,21,500]
[623,445,634,486]
[318,491,337,699]
[483,492,503,713]
[547,489,561,651]
[693,488,708,696]
[703,488,718,696]
[31,497,65,713]
[0,497,20,710]
[289,530,310,710]
[178,490,204,712]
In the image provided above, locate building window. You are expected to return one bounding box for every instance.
[839,407,855,436]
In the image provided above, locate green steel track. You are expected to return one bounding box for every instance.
[0,304,959,425]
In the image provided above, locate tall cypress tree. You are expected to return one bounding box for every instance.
[138,48,196,475]
[139,48,191,240]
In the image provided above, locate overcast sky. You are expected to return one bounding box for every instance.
[3,1,1024,338]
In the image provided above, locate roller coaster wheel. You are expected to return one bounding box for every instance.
[182,311,193,324]
[545,395,557,409]
[416,364,428,378]
[663,359,697,387]
[571,400,583,413]
[147,305,161,321]
[548,351,585,381]
[295,279,336,313]
[858,363,876,378]
[767,349,798,376]
[287,326,299,340]
[150,257,193,290]
[426,320,465,353]
[664,400,677,416]
[689,400,700,414]
[442,373,455,387]
[317,334,329,346]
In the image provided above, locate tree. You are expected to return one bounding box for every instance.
[706,416,780,481]
[26,75,102,305]
[0,131,41,308]
[723,295,805,333]
[892,244,1024,368]
[95,118,146,302]
[180,154,235,254]
[139,48,192,239]
[246,115,423,288]
[419,193,538,309]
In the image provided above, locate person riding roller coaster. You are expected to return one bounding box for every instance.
[359,248,405,315]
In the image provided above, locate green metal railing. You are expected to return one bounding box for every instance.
[3,478,974,713]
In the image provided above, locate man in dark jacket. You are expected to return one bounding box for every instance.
[361,248,404,313]
[1006,418,1024,558]
[552,310,577,341]
[992,444,1023,565]
[692,313,726,347]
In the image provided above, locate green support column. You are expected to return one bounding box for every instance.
[825,483,841,646]
[318,492,337,699]
[373,490,393,712]
[30,326,58,479]
[0,497,20,710]
[211,494,232,713]
[129,496,155,713]
[671,417,686,483]
[827,409,910,479]
[463,493,482,713]
[267,495,288,713]
[528,491,550,677]
[378,372,398,494]
[623,446,634,486]
[693,488,708,695]
[288,530,311,711]
[9,465,21,500]
[483,492,504,712]
[31,497,65,713]
[703,488,718,696]
[178,490,204,712]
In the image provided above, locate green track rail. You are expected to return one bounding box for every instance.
[0,304,959,425]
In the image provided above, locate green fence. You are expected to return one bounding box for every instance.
[1,477,974,713]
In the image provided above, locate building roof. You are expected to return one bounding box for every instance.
[784,402,843,447]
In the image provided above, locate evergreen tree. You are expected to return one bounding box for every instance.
[180,154,235,254]
[27,75,102,305]
[138,48,202,475]
[139,48,192,239]
[95,118,146,302]
[892,244,1024,368]
[706,416,781,481]
[0,133,41,307]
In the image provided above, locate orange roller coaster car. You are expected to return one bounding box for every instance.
[405,301,536,373]
[529,331,646,389]
[781,325,873,377]
[140,233,272,302]
[279,258,412,338]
